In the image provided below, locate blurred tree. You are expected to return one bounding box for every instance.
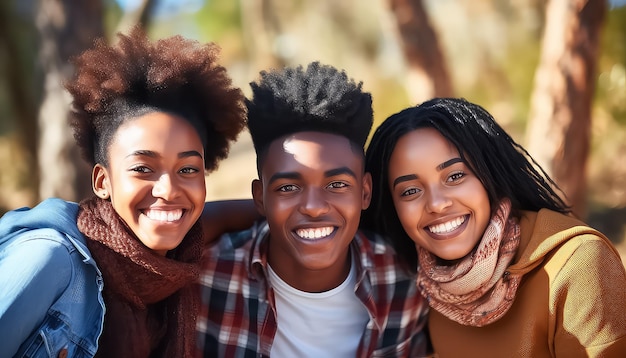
[35,0,158,202]
[588,3,626,211]
[526,0,607,218]
[240,0,284,73]
[35,0,105,201]
[2,0,624,228]
[0,1,40,206]
[114,0,158,35]
[387,0,454,102]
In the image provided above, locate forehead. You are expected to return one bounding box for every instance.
[261,131,363,175]
[110,112,203,153]
[389,128,458,169]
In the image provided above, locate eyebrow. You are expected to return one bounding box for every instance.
[126,150,203,159]
[325,167,357,179]
[267,166,357,185]
[178,150,203,159]
[268,172,302,185]
[437,157,463,171]
[392,174,418,188]
[392,157,463,188]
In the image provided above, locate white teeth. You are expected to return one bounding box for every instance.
[296,227,334,239]
[428,216,465,234]
[145,209,183,222]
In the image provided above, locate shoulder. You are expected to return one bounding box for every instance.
[538,227,626,353]
[0,198,82,242]
[7,198,79,221]
[2,228,77,258]
[202,223,264,273]
[352,230,426,343]
[354,228,394,254]
[548,232,624,275]
[354,228,406,261]
[521,209,601,241]
[1,228,77,279]
[520,212,626,287]
[0,230,75,311]
[0,227,102,358]
[353,229,415,280]
[211,225,258,253]
[516,209,618,267]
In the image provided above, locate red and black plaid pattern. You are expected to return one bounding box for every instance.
[196,221,430,358]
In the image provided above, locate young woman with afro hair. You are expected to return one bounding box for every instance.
[0,28,249,357]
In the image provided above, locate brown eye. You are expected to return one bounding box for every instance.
[327,181,348,189]
[179,167,200,174]
[278,184,299,192]
[447,171,465,183]
[130,165,152,173]
[401,188,419,197]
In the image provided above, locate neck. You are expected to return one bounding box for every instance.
[267,249,352,293]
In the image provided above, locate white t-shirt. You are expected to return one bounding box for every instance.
[267,259,370,358]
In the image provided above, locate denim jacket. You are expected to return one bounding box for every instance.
[0,198,105,357]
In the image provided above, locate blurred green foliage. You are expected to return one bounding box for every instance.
[597,5,626,125]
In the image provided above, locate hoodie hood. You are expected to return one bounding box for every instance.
[0,198,83,242]
[507,209,615,276]
[0,198,98,272]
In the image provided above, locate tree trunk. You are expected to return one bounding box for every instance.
[525,0,606,218]
[114,0,158,36]
[388,0,454,102]
[0,1,40,206]
[35,0,104,201]
[239,0,286,76]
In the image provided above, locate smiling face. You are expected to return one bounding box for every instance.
[388,127,491,261]
[253,131,371,292]
[92,111,206,255]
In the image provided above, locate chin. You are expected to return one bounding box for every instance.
[438,249,472,262]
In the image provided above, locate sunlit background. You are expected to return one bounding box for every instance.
[1,0,625,256]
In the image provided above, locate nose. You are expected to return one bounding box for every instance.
[298,187,330,217]
[152,173,180,200]
[425,186,452,213]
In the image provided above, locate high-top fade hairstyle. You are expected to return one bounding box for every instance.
[362,97,570,270]
[246,61,373,170]
[66,27,246,173]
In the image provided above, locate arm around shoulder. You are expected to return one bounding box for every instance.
[0,232,73,357]
[202,199,261,244]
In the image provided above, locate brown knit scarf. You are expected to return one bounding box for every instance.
[416,199,521,327]
[77,196,203,357]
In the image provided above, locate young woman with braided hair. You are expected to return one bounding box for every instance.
[362,97,626,357]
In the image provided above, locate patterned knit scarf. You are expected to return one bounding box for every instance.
[416,199,521,327]
[77,196,203,357]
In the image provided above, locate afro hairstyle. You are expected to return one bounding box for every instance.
[246,61,373,160]
[66,27,246,173]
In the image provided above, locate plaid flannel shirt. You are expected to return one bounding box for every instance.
[196,221,429,358]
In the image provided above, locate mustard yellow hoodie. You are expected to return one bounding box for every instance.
[429,209,626,357]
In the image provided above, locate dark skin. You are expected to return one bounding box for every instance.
[202,132,373,293]
[251,131,371,292]
[202,199,260,244]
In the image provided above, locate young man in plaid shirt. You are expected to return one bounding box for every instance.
[196,62,429,357]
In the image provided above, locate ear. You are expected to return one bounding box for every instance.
[361,172,372,210]
[92,164,111,200]
[251,179,266,216]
